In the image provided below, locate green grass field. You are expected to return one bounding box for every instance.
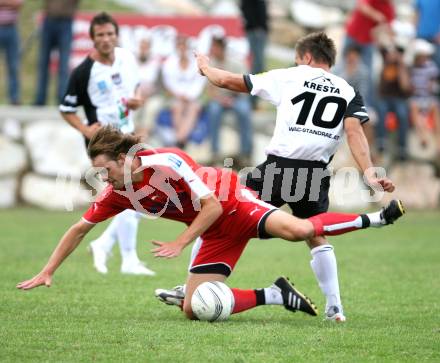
[1,207,439,362]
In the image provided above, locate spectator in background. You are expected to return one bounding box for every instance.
[134,37,162,138]
[34,0,79,105]
[162,35,206,149]
[375,45,412,162]
[240,0,268,109]
[409,39,440,149]
[334,45,375,148]
[414,0,440,70]
[0,0,22,105]
[206,37,253,167]
[334,45,370,106]
[343,0,395,107]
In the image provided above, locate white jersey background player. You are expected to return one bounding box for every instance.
[157,32,397,321]
[60,12,154,276]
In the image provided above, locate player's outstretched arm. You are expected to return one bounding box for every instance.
[16,220,95,290]
[194,52,248,93]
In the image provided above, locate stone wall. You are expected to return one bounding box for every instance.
[0,106,92,210]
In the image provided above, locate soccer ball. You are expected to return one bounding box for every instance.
[191,281,235,322]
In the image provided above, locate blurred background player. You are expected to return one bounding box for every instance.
[59,12,154,276]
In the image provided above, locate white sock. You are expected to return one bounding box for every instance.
[263,286,283,305]
[116,210,141,266]
[366,211,384,227]
[92,217,119,254]
[310,244,341,310]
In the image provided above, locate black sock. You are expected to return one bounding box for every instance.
[360,214,370,228]
[254,289,266,306]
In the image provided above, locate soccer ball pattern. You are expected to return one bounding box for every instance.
[191,281,235,322]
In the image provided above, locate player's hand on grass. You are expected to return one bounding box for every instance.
[16,271,52,290]
[83,122,102,140]
[151,240,184,259]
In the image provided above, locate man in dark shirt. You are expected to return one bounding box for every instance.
[240,0,268,108]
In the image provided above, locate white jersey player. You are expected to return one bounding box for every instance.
[157,32,397,322]
[59,12,155,276]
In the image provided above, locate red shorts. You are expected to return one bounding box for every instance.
[189,189,277,276]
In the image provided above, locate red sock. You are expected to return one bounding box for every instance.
[309,212,365,236]
[231,288,258,314]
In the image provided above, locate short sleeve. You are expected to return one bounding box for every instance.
[345,90,369,124]
[59,57,93,113]
[59,67,82,113]
[247,69,286,106]
[82,189,125,224]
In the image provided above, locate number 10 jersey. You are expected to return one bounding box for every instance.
[245,65,369,163]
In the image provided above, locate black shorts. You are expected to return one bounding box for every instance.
[244,155,330,218]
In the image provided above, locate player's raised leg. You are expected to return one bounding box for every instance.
[264,199,405,241]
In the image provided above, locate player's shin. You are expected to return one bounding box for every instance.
[230,288,260,313]
[308,212,367,236]
[230,286,286,314]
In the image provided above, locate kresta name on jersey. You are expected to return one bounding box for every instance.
[303,81,340,94]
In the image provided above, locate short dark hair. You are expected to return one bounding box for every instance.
[89,12,119,39]
[88,126,141,160]
[295,32,336,67]
[211,36,226,49]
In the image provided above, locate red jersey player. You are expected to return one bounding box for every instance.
[17,127,405,320]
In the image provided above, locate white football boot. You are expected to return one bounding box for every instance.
[121,261,156,276]
[155,285,185,307]
[88,240,109,274]
[325,305,346,322]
